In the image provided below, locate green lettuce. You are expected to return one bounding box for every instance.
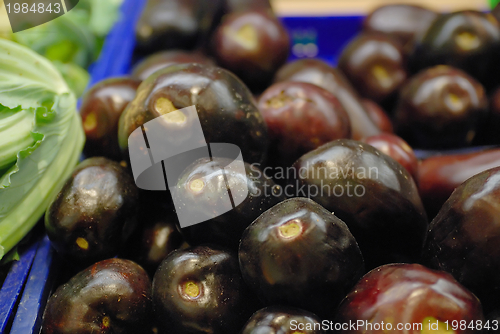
[0,39,84,260]
[3,0,124,97]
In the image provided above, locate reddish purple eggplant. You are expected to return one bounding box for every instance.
[361,133,418,180]
[422,166,500,312]
[362,99,393,133]
[417,148,500,218]
[211,9,290,91]
[41,258,152,334]
[335,264,484,333]
[258,81,351,168]
[274,59,381,140]
[338,33,407,107]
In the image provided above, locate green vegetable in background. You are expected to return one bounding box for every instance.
[3,0,123,97]
[0,39,85,261]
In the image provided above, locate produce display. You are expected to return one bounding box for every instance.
[2,0,500,333]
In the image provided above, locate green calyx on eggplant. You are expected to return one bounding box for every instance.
[41,258,152,334]
[289,139,428,270]
[45,157,139,267]
[239,197,364,319]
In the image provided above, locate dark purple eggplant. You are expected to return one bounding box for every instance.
[239,197,364,319]
[152,245,258,333]
[80,77,140,161]
[118,63,268,165]
[211,9,290,91]
[289,139,428,269]
[45,157,139,267]
[422,166,500,312]
[394,65,488,149]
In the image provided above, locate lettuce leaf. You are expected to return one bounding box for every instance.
[0,39,84,260]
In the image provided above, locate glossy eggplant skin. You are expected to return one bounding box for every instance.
[121,207,183,276]
[258,81,351,169]
[476,87,500,145]
[41,258,152,334]
[45,157,139,267]
[152,245,257,334]
[338,33,407,106]
[135,0,222,55]
[361,133,418,180]
[394,66,488,149]
[241,306,325,334]
[239,197,365,319]
[290,139,427,270]
[422,167,500,313]
[80,77,140,161]
[211,10,290,91]
[335,264,484,334]
[361,99,393,133]
[410,11,500,91]
[274,59,381,140]
[417,148,500,219]
[363,4,438,54]
[118,63,268,165]
[131,50,214,81]
[176,157,285,250]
